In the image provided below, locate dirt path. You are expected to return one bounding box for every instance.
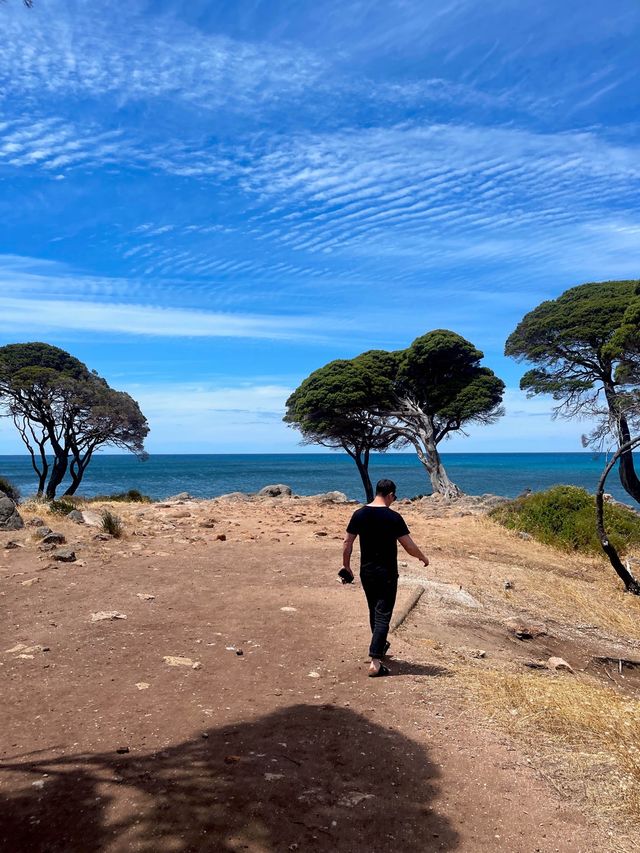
[0,501,607,852]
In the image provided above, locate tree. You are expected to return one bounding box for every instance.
[384,331,505,498]
[284,356,398,501]
[0,343,149,498]
[505,280,640,503]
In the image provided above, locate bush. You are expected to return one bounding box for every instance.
[100,509,124,538]
[49,498,76,516]
[490,485,640,555]
[90,489,151,503]
[0,476,20,504]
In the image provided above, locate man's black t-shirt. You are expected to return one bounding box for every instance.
[346,506,410,575]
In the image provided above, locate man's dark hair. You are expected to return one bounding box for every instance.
[375,479,396,497]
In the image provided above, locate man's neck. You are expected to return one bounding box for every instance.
[368,496,389,507]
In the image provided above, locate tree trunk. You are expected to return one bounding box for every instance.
[410,433,462,499]
[346,445,374,502]
[596,438,640,594]
[616,412,640,504]
[45,453,68,499]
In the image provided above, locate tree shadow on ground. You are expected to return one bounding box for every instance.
[384,660,454,678]
[1,704,460,853]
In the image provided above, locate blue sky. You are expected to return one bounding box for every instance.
[1,0,639,453]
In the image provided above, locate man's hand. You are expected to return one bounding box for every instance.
[398,534,429,567]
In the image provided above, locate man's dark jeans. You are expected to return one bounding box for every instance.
[360,566,398,659]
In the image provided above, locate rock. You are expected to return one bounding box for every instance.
[169,509,191,519]
[42,532,66,545]
[52,548,76,563]
[163,655,201,669]
[81,510,102,527]
[518,531,533,541]
[91,611,127,622]
[506,618,547,640]
[216,533,227,541]
[547,656,574,673]
[34,525,52,539]
[311,491,348,503]
[504,580,514,590]
[93,533,113,541]
[470,649,487,659]
[28,517,45,527]
[116,746,130,754]
[21,577,39,586]
[199,520,216,528]
[217,492,251,502]
[280,606,297,612]
[67,510,85,524]
[314,531,328,537]
[307,671,321,678]
[338,791,375,807]
[258,484,293,498]
[168,492,192,501]
[5,643,47,655]
[136,593,155,601]
[0,494,24,530]
[4,540,22,550]
[135,682,150,690]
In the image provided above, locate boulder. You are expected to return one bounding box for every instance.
[217,492,251,502]
[52,547,76,563]
[34,525,52,539]
[0,493,24,531]
[258,484,293,498]
[42,532,66,546]
[67,510,85,524]
[311,491,349,503]
[168,492,192,501]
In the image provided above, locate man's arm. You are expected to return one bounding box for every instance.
[342,532,357,577]
[398,534,429,566]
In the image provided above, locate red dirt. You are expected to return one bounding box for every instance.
[0,498,612,852]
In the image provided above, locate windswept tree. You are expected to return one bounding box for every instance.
[505,280,640,503]
[0,342,149,499]
[286,332,504,500]
[380,331,505,498]
[284,357,398,501]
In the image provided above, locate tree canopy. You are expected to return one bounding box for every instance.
[285,330,504,499]
[0,342,149,498]
[284,357,398,501]
[505,280,640,502]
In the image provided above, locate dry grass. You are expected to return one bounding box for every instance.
[465,667,640,820]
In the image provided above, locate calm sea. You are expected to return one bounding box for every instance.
[0,452,631,503]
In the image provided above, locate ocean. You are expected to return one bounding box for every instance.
[0,452,631,503]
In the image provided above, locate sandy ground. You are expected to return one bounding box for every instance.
[1,494,637,853]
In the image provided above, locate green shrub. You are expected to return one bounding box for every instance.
[100,509,124,538]
[0,476,20,504]
[49,498,76,516]
[490,485,640,555]
[90,489,151,503]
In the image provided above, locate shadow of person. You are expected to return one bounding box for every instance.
[384,660,454,678]
[1,704,460,852]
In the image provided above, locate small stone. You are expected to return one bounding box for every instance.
[21,578,40,586]
[470,649,487,659]
[163,655,200,668]
[28,517,45,527]
[518,531,532,541]
[216,533,227,541]
[504,580,514,590]
[264,772,284,781]
[42,532,66,545]
[4,540,21,550]
[307,671,321,678]
[224,755,240,764]
[52,548,76,563]
[280,606,297,612]
[135,682,150,690]
[314,531,328,537]
[235,649,243,656]
[116,746,130,754]
[136,593,155,601]
[547,656,574,673]
[91,611,127,622]
[67,510,85,524]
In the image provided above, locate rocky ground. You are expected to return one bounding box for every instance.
[1,490,640,852]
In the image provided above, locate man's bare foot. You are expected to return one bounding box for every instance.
[369,660,381,675]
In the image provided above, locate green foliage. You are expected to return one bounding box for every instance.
[505,280,640,403]
[398,330,505,428]
[100,509,124,538]
[90,489,151,503]
[49,498,76,516]
[490,485,640,555]
[0,476,20,503]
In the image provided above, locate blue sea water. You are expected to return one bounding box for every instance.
[0,452,631,503]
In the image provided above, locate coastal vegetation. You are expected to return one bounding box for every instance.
[0,342,149,500]
[285,329,504,499]
[490,485,640,556]
[0,475,20,504]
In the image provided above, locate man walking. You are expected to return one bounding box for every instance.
[342,479,429,677]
